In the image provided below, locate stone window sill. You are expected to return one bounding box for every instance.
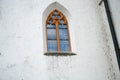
[44,52,76,56]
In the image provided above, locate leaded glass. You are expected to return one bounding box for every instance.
[48,40,58,51]
[60,20,65,24]
[54,11,58,15]
[59,29,68,40]
[59,24,67,29]
[52,15,56,18]
[46,9,71,52]
[47,24,55,29]
[47,29,56,40]
[52,15,61,19]
[57,15,61,18]
[48,20,52,24]
[60,41,70,51]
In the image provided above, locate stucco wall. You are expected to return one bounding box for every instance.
[108,0,120,48]
[0,0,119,80]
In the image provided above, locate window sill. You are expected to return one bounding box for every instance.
[44,52,76,56]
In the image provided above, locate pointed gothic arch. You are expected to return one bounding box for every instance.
[43,2,76,55]
[43,2,71,23]
[46,9,71,52]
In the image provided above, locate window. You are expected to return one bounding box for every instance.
[46,9,72,53]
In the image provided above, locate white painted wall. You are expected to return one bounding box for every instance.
[108,0,120,48]
[0,0,119,80]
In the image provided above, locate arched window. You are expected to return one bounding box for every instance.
[46,9,71,52]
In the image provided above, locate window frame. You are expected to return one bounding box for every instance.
[45,9,72,53]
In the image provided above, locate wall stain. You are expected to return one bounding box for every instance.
[23,56,33,68]
[6,64,16,68]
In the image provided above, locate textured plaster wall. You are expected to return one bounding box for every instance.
[108,0,120,48]
[0,0,119,80]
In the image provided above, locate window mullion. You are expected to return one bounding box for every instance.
[46,24,48,51]
[56,21,61,52]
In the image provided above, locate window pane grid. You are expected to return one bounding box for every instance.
[59,29,69,40]
[48,40,58,51]
[60,40,70,51]
[47,29,56,40]
[46,9,71,52]
[59,24,67,29]
[47,24,56,29]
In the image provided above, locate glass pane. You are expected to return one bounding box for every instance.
[54,11,58,15]
[60,20,65,24]
[52,15,61,19]
[47,24,55,29]
[59,24,67,29]
[47,29,56,40]
[59,29,68,40]
[60,41,70,51]
[52,15,55,18]
[48,20,52,24]
[48,40,58,51]
[57,15,61,18]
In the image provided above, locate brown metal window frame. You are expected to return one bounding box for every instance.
[45,9,72,53]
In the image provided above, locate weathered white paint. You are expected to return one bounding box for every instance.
[108,0,120,48]
[0,0,119,80]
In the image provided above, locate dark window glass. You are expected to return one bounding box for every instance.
[59,24,67,29]
[47,24,55,29]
